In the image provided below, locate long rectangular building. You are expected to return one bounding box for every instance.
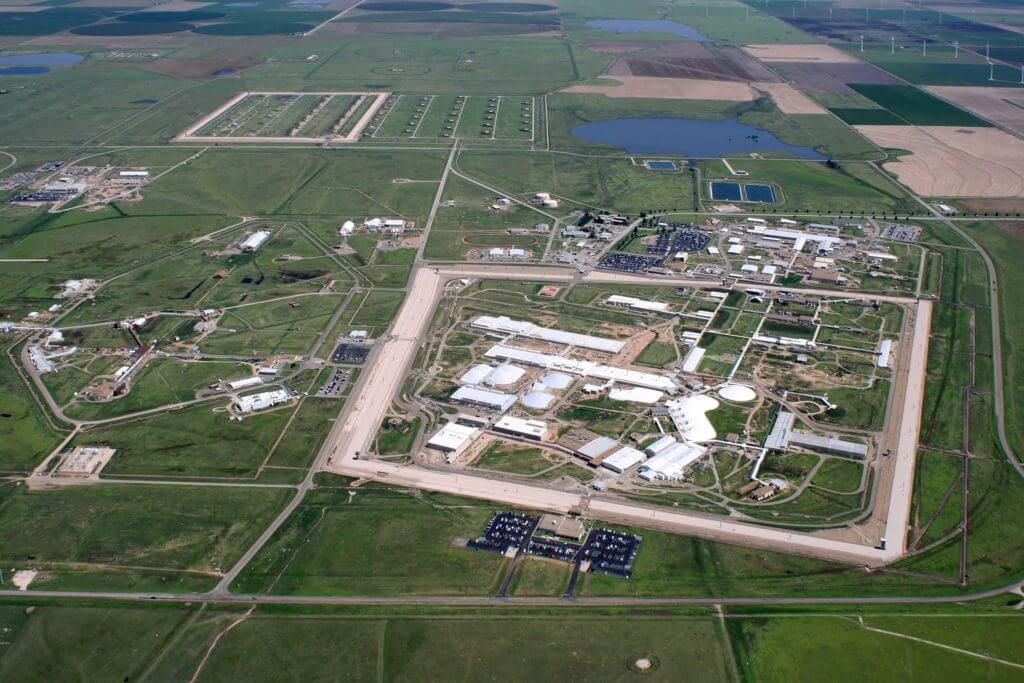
[471,315,625,353]
[451,386,515,413]
[484,344,677,392]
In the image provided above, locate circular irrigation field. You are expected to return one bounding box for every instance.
[72,22,194,36]
[192,20,315,35]
[461,2,555,11]
[118,10,225,22]
[461,232,539,247]
[361,1,454,10]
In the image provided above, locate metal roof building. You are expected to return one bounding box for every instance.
[484,344,677,392]
[235,389,289,413]
[493,415,547,440]
[602,446,646,474]
[639,442,705,481]
[605,295,669,313]
[665,394,719,443]
[471,315,624,353]
[577,436,617,461]
[240,230,271,253]
[426,422,481,458]
[451,386,515,413]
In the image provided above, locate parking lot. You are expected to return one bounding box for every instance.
[599,252,664,273]
[465,512,643,579]
[646,227,710,255]
[331,343,370,364]
[317,368,351,397]
[467,512,539,554]
[579,529,642,578]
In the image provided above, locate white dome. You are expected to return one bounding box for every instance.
[521,391,555,409]
[718,384,756,403]
[540,372,573,390]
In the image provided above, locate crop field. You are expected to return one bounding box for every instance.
[848,85,993,127]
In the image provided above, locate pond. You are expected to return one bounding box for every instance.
[570,117,825,160]
[0,66,49,75]
[0,52,84,73]
[585,19,710,41]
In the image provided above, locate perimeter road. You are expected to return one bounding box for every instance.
[320,263,932,566]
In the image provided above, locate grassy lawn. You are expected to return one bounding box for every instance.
[75,402,291,478]
[0,482,289,581]
[233,487,507,596]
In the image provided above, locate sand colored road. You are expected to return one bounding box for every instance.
[742,43,859,64]
[754,82,827,114]
[925,86,1024,138]
[882,299,932,554]
[562,76,757,101]
[321,264,931,565]
[856,125,1024,197]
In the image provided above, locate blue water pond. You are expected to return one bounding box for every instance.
[571,117,825,160]
[0,52,84,67]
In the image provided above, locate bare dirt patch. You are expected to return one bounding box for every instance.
[742,43,859,64]
[579,40,668,53]
[960,198,1024,215]
[770,61,901,94]
[925,86,1024,137]
[562,76,756,101]
[754,82,826,114]
[856,125,1024,197]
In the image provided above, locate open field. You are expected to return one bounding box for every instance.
[742,43,859,64]
[562,76,758,101]
[925,86,1024,137]
[857,125,1024,197]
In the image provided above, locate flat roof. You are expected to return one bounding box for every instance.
[426,422,480,452]
[472,315,624,353]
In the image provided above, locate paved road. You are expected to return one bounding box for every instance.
[1,578,1021,606]
[319,263,932,566]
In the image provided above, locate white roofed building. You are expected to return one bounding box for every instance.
[240,230,271,253]
[235,389,289,413]
[639,442,706,481]
[426,422,481,460]
[451,386,516,412]
[602,446,646,474]
[471,315,624,353]
[493,415,548,441]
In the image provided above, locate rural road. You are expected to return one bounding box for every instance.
[2,577,1022,607]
